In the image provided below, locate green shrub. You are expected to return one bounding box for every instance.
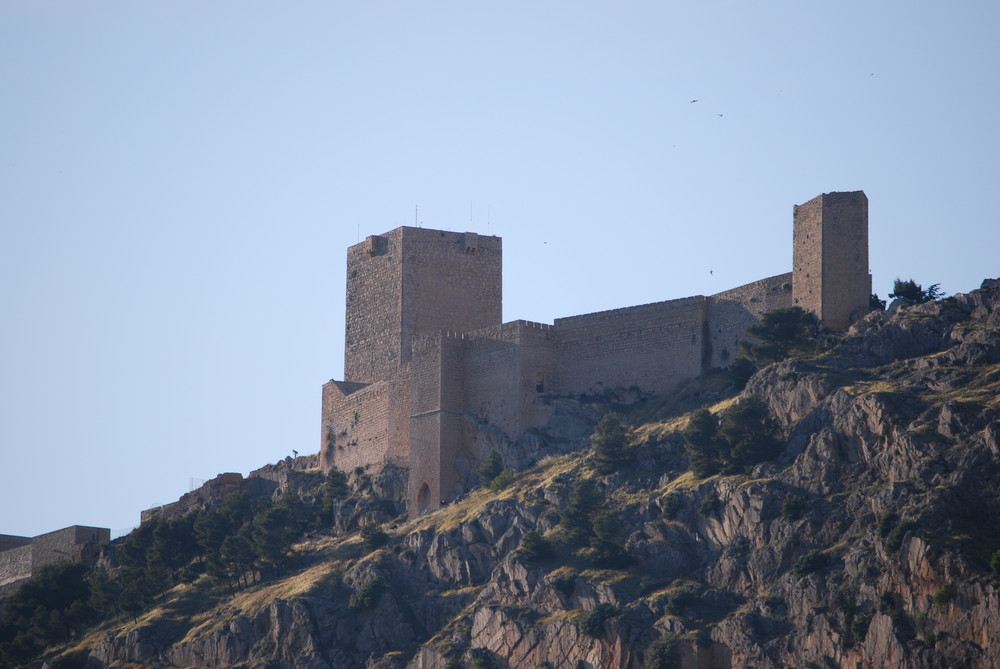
[548,568,578,597]
[990,548,1000,575]
[697,491,718,518]
[561,478,600,546]
[877,512,898,538]
[580,603,618,638]
[488,469,515,492]
[718,396,782,467]
[348,577,386,611]
[662,492,683,520]
[728,357,757,391]
[932,583,955,606]
[885,520,916,552]
[517,531,555,562]
[478,450,504,486]
[361,524,390,553]
[889,277,943,303]
[664,587,697,616]
[738,307,819,365]
[793,550,827,576]
[781,494,808,520]
[644,633,680,669]
[591,412,633,475]
[683,409,721,478]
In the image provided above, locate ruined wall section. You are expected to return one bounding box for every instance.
[707,274,793,368]
[140,474,245,523]
[31,526,109,569]
[344,231,404,384]
[1,526,109,594]
[399,228,502,367]
[552,297,706,396]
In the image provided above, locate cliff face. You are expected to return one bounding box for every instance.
[81,281,1000,669]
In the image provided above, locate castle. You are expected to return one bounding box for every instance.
[320,191,870,514]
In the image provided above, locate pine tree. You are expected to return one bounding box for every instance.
[591,412,632,475]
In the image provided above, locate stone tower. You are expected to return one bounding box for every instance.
[343,228,502,384]
[792,191,871,330]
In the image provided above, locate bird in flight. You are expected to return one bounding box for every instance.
[690,99,699,103]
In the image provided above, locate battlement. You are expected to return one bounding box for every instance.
[321,191,870,515]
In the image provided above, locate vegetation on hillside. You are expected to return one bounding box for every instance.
[4,283,1000,668]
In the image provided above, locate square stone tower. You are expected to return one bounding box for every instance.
[792,191,871,330]
[343,228,502,384]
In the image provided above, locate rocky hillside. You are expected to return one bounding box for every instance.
[15,280,1000,669]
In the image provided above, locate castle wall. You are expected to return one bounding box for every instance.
[0,526,109,593]
[462,327,522,435]
[0,535,31,553]
[552,297,707,395]
[0,544,32,588]
[324,380,393,474]
[512,323,558,432]
[30,526,109,569]
[460,321,556,438]
[707,274,793,367]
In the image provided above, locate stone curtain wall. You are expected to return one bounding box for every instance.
[511,323,558,434]
[0,526,109,594]
[0,535,31,553]
[707,274,794,368]
[461,326,523,435]
[460,321,556,439]
[0,544,32,588]
[323,380,392,475]
[552,297,706,396]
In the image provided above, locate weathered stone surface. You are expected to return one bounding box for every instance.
[83,281,1000,669]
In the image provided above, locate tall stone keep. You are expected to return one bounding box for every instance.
[792,191,871,330]
[343,228,502,384]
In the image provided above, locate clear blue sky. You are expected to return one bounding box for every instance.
[2,2,997,538]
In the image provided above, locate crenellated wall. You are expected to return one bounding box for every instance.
[552,296,707,397]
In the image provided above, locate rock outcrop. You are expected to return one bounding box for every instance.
[75,280,1000,669]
